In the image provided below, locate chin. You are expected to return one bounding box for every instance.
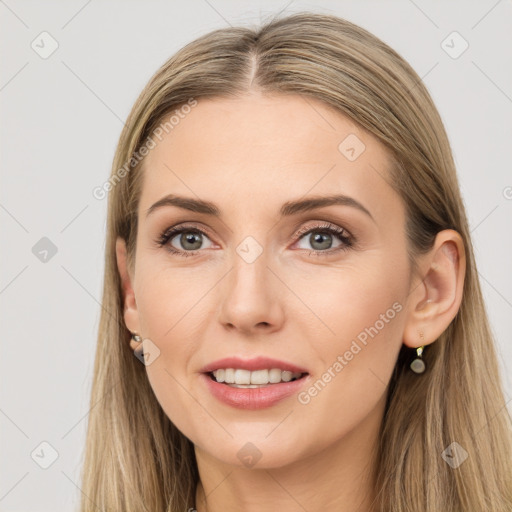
[194,429,309,470]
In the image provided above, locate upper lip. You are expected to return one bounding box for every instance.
[200,356,309,374]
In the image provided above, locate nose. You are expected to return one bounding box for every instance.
[218,246,285,335]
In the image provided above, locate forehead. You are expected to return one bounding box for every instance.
[139,93,400,222]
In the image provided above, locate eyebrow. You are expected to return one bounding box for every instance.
[145,193,374,221]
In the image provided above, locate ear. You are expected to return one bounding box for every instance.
[402,229,466,349]
[115,237,141,350]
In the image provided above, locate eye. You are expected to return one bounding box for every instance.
[155,225,214,257]
[293,222,353,255]
[155,221,354,258]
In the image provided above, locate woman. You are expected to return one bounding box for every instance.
[80,12,512,512]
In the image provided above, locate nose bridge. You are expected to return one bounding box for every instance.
[218,234,283,331]
[231,239,268,291]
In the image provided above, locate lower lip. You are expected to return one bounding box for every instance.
[201,373,309,410]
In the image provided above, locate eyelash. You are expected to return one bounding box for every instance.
[155,222,354,258]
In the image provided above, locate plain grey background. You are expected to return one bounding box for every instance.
[1,1,511,510]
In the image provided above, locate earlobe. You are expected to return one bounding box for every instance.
[402,229,466,349]
[115,237,140,337]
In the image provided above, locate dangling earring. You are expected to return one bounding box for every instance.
[410,345,426,374]
[131,332,144,361]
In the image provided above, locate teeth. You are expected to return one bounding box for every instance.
[269,368,282,383]
[251,369,269,384]
[212,368,303,385]
[224,368,235,384]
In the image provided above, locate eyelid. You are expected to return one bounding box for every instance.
[161,222,215,240]
[293,221,351,239]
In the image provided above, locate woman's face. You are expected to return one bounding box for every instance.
[120,92,415,469]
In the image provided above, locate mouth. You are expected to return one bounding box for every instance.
[201,363,311,409]
[206,368,309,388]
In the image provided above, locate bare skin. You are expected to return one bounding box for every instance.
[116,92,465,511]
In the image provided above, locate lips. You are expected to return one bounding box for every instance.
[201,372,310,409]
[199,356,310,409]
[200,356,309,374]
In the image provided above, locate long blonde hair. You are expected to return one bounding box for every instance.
[80,12,512,511]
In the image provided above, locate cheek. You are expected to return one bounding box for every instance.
[290,255,408,403]
[289,254,408,349]
[288,300,404,463]
[136,267,211,373]
[136,259,217,339]
[133,265,218,436]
